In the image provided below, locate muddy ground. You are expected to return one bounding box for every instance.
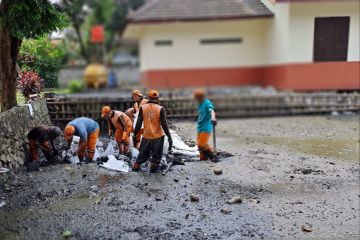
[0,115,359,240]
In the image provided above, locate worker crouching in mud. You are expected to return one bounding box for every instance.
[64,117,100,163]
[27,126,62,171]
[132,90,173,173]
[101,106,132,155]
[194,89,218,162]
[131,90,148,149]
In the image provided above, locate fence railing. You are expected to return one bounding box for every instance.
[46,93,360,122]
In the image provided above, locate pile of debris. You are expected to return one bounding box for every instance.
[59,130,201,174]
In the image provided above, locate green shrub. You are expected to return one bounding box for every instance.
[68,80,84,93]
[18,37,67,88]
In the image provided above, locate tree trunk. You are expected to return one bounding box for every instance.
[74,23,89,63]
[0,24,22,112]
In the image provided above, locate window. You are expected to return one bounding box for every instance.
[154,40,173,47]
[313,17,350,62]
[200,38,243,45]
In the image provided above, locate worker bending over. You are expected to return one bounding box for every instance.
[64,117,100,163]
[27,126,62,170]
[194,89,218,161]
[101,106,132,154]
[132,90,173,173]
[131,90,148,149]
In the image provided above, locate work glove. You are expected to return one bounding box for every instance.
[168,137,173,152]
[132,135,137,147]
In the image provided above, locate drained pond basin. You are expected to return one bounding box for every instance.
[0,116,359,240]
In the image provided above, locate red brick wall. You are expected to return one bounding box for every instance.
[141,61,360,91]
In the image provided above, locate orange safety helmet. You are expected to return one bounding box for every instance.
[148,90,159,99]
[64,125,76,139]
[194,89,205,98]
[101,106,112,117]
[132,90,143,97]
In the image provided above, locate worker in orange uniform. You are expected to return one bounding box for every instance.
[194,89,218,161]
[132,90,173,173]
[131,90,148,149]
[27,126,62,171]
[64,117,100,163]
[125,107,135,122]
[101,106,133,154]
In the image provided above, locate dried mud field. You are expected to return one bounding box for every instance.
[1,115,359,240]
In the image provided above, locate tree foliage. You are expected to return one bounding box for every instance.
[0,0,68,111]
[60,0,145,61]
[18,37,67,88]
[0,0,68,39]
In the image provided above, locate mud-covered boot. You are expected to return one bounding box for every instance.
[204,151,219,163]
[132,162,141,172]
[149,162,159,173]
[199,151,208,161]
[85,157,92,164]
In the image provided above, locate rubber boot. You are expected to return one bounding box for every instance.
[199,151,208,161]
[149,162,159,173]
[132,162,141,172]
[27,161,40,172]
[204,150,219,163]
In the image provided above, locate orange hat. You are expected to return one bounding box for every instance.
[148,90,159,99]
[132,90,143,97]
[194,89,205,98]
[101,106,111,117]
[64,125,75,139]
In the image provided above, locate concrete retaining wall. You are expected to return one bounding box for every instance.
[0,99,51,169]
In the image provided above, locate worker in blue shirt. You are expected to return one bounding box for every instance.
[194,89,217,161]
[64,117,100,162]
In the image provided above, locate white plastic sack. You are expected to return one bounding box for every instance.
[170,130,199,157]
[130,147,139,159]
[104,139,119,156]
[70,136,80,153]
[99,155,130,172]
[69,155,80,164]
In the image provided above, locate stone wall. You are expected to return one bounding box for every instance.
[0,99,51,169]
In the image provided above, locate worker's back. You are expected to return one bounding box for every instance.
[141,103,164,139]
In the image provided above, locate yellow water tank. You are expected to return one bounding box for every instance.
[83,64,108,89]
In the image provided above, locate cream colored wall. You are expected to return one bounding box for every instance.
[262,1,291,64]
[138,20,269,71]
[123,0,360,71]
[289,1,360,62]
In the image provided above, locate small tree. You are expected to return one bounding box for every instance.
[0,0,67,111]
[17,71,44,101]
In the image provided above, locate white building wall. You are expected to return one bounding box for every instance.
[139,20,269,71]
[126,0,360,72]
[262,1,291,64]
[289,1,360,63]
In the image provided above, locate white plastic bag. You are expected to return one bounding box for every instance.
[104,139,119,156]
[99,155,130,172]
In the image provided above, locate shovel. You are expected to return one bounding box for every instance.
[162,152,185,176]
